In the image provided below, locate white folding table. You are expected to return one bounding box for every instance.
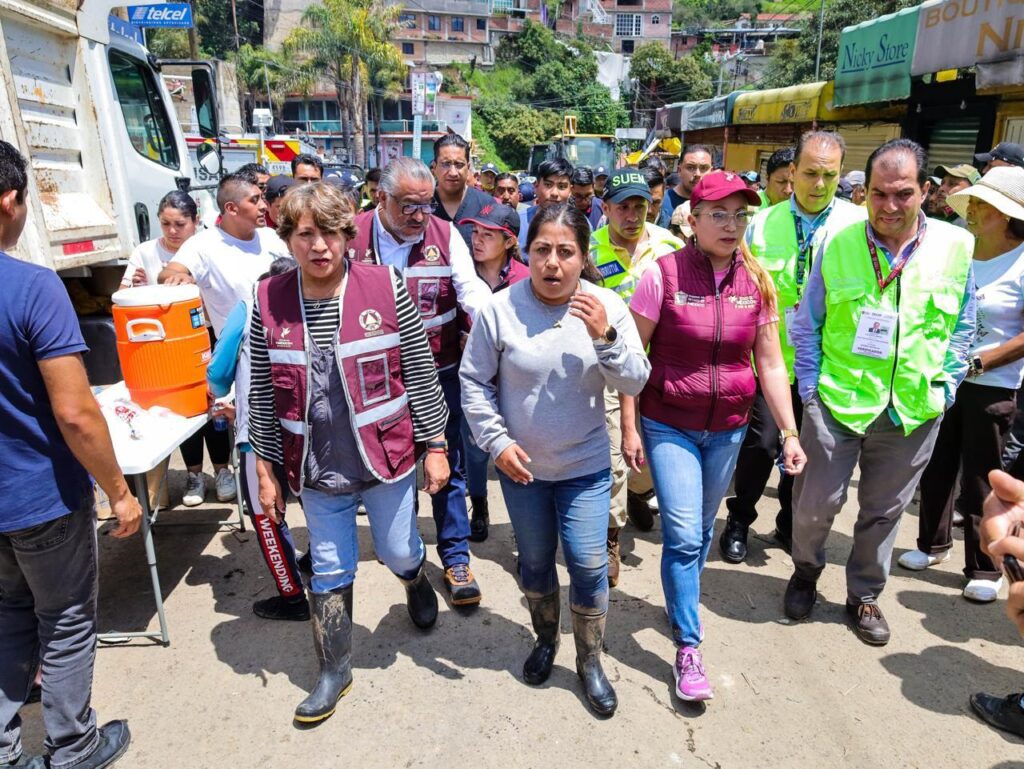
[95,382,245,646]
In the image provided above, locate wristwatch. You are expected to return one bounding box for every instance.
[779,428,799,443]
[968,355,984,378]
[597,325,618,345]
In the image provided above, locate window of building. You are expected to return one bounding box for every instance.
[399,12,416,24]
[452,16,465,32]
[428,14,441,30]
[282,102,302,121]
[476,17,486,29]
[402,42,415,54]
[621,39,635,53]
[617,0,641,5]
[651,14,660,23]
[614,13,642,37]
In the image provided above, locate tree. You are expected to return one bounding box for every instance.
[475,99,563,169]
[760,0,912,88]
[232,44,291,130]
[145,29,191,58]
[629,42,713,121]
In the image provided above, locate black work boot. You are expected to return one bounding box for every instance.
[400,561,439,629]
[294,587,353,724]
[572,608,617,717]
[784,573,817,620]
[27,720,133,769]
[253,594,310,621]
[469,496,489,542]
[718,516,749,564]
[523,591,560,685]
[970,692,1024,738]
[626,490,655,532]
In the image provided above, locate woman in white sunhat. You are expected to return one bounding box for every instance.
[902,165,1024,603]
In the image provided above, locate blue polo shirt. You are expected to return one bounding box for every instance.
[0,252,92,531]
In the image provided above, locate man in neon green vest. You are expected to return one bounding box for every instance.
[784,138,976,646]
[721,131,866,565]
[590,169,683,586]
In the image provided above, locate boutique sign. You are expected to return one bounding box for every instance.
[912,0,1024,74]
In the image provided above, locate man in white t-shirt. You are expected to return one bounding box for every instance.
[159,173,290,335]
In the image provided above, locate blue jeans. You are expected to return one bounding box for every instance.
[498,468,611,612]
[460,413,489,499]
[302,474,425,593]
[641,416,746,647]
[431,368,471,566]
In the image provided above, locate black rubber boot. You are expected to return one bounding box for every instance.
[400,561,439,630]
[626,491,655,532]
[294,587,353,724]
[572,608,617,717]
[253,594,310,621]
[469,496,489,542]
[523,591,560,685]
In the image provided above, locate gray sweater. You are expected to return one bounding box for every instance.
[460,279,650,482]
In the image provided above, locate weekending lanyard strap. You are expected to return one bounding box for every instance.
[793,210,828,293]
[865,220,927,293]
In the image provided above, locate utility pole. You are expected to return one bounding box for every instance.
[187,0,199,58]
[814,0,826,81]
[230,0,241,51]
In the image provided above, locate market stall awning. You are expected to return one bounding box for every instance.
[818,81,905,121]
[684,95,731,130]
[654,102,693,137]
[833,6,919,107]
[733,82,826,125]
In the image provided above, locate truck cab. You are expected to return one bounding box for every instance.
[0,0,218,271]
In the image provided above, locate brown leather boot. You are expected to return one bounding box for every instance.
[607,527,621,588]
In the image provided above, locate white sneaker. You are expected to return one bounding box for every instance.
[897,549,951,571]
[215,467,237,502]
[964,577,1003,603]
[182,472,205,507]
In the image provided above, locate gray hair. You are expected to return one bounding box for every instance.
[380,157,436,197]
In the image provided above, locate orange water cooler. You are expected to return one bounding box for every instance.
[112,285,211,417]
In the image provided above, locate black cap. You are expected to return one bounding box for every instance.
[265,175,295,201]
[459,202,520,237]
[324,169,364,189]
[480,162,499,175]
[594,165,610,178]
[602,169,652,204]
[976,142,1024,169]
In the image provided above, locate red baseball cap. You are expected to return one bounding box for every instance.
[690,171,762,208]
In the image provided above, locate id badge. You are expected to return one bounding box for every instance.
[852,309,897,359]
[784,305,797,346]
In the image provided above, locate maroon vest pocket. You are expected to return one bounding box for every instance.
[271,366,301,420]
[376,406,415,475]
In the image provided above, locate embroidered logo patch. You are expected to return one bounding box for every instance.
[359,309,383,332]
[728,294,757,309]
[674,292,706,306]
[424,245,441,262]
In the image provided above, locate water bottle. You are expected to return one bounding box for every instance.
[213,415,228,431]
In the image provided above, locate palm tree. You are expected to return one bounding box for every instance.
[232,44,289,131]
[286,0,405,167]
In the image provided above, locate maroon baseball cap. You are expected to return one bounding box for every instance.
[690,171,762,208]
[459,202,520,238]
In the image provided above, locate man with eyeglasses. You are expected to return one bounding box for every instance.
[518,157,574,251]
[431,133,499,251]
[784,138,976,645]
[589,169,683,585]
[349,156,491,607]
[571,167,604,229]
[720,131,866,565]
[661,144,714,224]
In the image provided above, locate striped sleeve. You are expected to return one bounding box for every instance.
[246,293,284,465]
[392,269,449,441]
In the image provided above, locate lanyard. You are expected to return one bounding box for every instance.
[865,220,927,293]
[793,209,828,292]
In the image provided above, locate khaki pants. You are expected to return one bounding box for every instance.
[605,387,654,529]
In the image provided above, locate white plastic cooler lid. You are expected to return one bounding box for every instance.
[112,284,201,306]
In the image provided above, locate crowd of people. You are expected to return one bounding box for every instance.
[4,129,1024,767]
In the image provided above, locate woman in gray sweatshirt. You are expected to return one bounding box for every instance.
[460,203,650,717]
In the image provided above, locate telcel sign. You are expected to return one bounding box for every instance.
[127,4,194,28]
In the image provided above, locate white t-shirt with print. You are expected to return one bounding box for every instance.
[972,242,1024,389]
[171,226,290,336]
[120,238,176,287]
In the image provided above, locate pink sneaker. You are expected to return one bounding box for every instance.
[674,646,713,702]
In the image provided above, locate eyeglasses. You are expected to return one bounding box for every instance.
[400,201,437,216]
[695,210,752,227]
[438,161,468,172]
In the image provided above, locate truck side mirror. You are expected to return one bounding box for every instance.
[196,142,222,176]
[192,67,219,140]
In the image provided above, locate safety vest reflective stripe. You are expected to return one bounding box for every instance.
[352,393,409,429]
[267,349,307,365]
[405,265,453,278]
[280,417,306,435]
[337,332,402,358]
[423,307,458,330]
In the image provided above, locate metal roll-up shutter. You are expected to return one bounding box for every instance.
[925,116,982,170]
[837,123,902,175]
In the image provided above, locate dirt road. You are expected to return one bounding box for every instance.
[15,467,1023,768]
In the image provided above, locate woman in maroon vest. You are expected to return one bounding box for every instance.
[621,172,807,703]
[246,183,452,724]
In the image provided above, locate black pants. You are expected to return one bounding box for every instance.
[918,381,1016,581]
[180,326,230,469]
[725,380,803,537]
